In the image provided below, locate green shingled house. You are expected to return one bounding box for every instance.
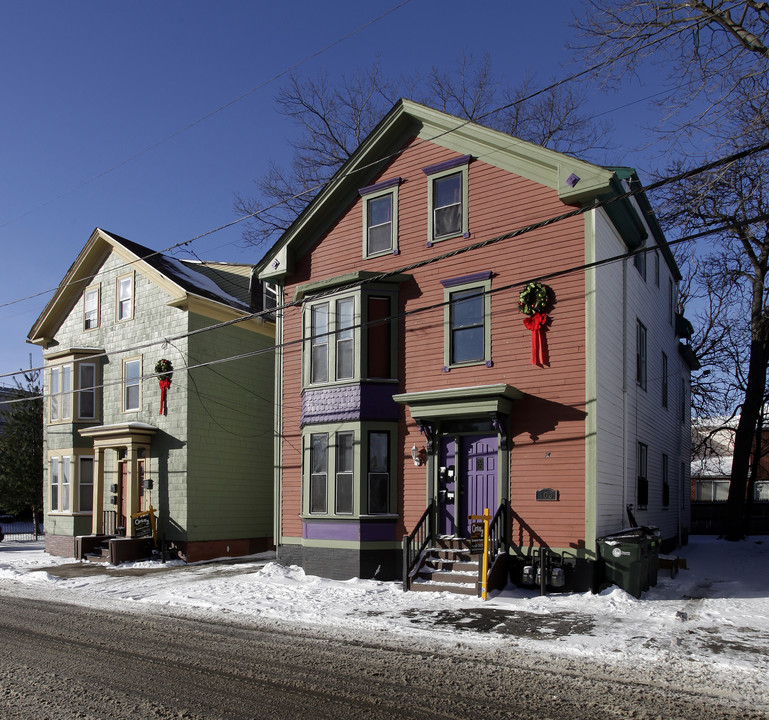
[28,228,275,563]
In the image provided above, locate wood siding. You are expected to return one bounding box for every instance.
[280,137,588,548]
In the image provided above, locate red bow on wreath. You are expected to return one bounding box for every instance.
[155,359,173,415]
[518,282,552,367]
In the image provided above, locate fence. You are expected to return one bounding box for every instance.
[690,501,769,535]
[0,508,42,541]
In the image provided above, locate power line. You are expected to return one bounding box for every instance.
[3,137,768,384]
[4,208,767,410]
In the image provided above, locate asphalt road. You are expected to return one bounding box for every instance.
[0,594,763,720]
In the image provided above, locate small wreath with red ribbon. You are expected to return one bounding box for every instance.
[155,359,173,415]
[518,281,550,316]
[154,358,173,382]
[518,282,552,366]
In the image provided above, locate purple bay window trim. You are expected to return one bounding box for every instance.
[358,177,402,196]
[440,270,492,288]
[421,154,473,176]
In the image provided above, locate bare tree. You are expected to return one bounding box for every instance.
[574,1,769,138]
[236,54,609,251]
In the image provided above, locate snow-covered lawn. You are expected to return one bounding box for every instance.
[2,535,768,704]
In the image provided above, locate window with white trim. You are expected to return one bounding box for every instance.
[637,442,648,508]
[78,456,94,513]
[49,364,72,422]
[123,358,141,411]
[49,456,71,513]
[84,285,100,330]
[636,321,647,391]
[78,363,97,420]
[117,273,134,321]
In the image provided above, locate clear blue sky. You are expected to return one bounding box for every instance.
[0,0,665,382]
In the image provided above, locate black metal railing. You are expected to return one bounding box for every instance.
[402,501,434,591]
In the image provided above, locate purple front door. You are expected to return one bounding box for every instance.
[438,434,498,537]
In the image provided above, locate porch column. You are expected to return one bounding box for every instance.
[126,446,139,537]
[91,446,105,535]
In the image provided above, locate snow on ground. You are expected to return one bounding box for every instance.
[1,535,768,700]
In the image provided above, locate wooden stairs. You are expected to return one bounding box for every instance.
[409,538,481,596]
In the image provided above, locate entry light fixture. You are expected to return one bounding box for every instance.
[411,444,421,466]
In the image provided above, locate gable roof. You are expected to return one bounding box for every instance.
[28,228,255,347]
[256,98,674,282]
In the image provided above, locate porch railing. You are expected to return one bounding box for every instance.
[402,501,434,591]
[478,500,509,596]
[102,510,118,536]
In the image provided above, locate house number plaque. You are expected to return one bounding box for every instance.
[535,488,559,501]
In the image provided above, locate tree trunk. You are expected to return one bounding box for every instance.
[726,339,768,539]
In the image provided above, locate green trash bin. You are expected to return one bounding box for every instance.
[597,533,651,598]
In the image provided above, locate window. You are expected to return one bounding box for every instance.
[636,321,647,390]
[263,281,278,314]
[442,273,491,369]
[50,456,71,513]
[662,453,670,507]
[123,358,141,411]
[359,178,400,257]
[310,303,329,384]
[117,273,134,321]
[84,286,100,329]
[78,457,94,513]
[78,363,97,420]
[634,249,646,280]
[668,279,674,325]
[50,365,72,422]
[654,251,660,287]
[50,457,59,512]
[335,432,354,515]
[366,296,392,378]
[424,156,470,244]
[696,479,730,501]
[304,288,397,386]
[661,353,668,408]
[309,433,328,514]
[336,298,355,380]
[637,442,648,508]
[368,431,390,514]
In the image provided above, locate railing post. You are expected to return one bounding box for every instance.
[402,534,410,592]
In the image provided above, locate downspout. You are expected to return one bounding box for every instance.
[622,256,628,527]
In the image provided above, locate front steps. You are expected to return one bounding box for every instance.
[409,538,480,596]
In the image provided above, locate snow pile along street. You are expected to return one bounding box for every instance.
[1,535,768,711]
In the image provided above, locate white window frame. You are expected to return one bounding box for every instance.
[49,364,72,422]
[78,456,94,514]
[78,362,97,420]
[636,321,647,391]
[123,357,142,412]
[117,272,134,322]
[50,457,60,512]
[84,284,100,330]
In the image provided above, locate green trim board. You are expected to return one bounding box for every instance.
[393,383,522,419]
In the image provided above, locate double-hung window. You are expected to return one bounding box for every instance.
[50,456,71,513]
[424,156,470,244]
[117,273,134,321]
[309,433,328,514]
[367,431,390,514]
[637,442,648,508]
[84,285,100,329]
[662,453,670,507]
[50,365,72,422]
[123,358,141,411]
[335,432,354,515]
[636,321,647,391]
[306,295,360,386]
[78,363,97,420]
[78,457,94,513]
[359,178,400,257]
[442,272,491,369]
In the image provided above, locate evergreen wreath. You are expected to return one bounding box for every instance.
[154,358,173,383]
[518,281,550,316]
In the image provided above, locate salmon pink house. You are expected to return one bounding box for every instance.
[256,100,695,592]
